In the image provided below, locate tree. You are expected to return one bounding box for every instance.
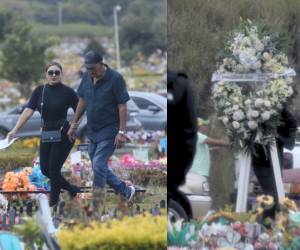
[120,0,166,60]
[0,10,12,40]
[0,16,56,97]
[84,39,107,57]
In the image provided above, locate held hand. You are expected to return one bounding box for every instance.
[114,134,127,148]
[221,136,230,146]
[67,127,77,142]
[7,129,17,141]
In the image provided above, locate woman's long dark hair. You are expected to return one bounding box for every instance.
[45,62,63,72]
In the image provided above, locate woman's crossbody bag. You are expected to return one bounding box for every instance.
[40,85,65,143]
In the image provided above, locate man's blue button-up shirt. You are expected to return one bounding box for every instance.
[77,66,130,142]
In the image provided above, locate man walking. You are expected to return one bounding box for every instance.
[68,50,135,201]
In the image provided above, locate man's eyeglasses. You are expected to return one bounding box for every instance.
[47,70,61,76]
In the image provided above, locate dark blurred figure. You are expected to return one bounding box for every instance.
[252,107,297,219]
[167,70,197,219]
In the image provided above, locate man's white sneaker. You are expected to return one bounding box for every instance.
[127,186,135,202]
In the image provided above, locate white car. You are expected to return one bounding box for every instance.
[284,142,300,168]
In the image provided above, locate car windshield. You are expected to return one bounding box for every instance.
[127,99,139,112]
[149,94,167,109]
[129,91,167,110]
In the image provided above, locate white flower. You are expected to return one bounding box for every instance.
[259,233,270,244]
[254,98,264,108]
[261,111,271,121]
[222,117,229,124]
[245,99,252,106]
[232,121,240,129]
[250,110,259,118]
[254,41,264,51]
[0,194,8,216]
[263,52,271,61]
[248,121,258,130]
[233,110,245,121]
[254,61,261,69]
[232,105,239,110]
[264,100,271,107]
[218,100,226,107]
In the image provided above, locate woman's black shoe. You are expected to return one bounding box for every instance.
[69,185,80,199]
[49,197,59,207]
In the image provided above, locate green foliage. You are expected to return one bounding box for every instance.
[0,146,36,172]
[0,9,13,40]
[31,22,111,38]
[0,16,58,97]
[120,0,167,58]
[0,0,166,60]
[168,222,195,247]
[58,213,167,250]
[13,217,44,249]
[84,38,107,57]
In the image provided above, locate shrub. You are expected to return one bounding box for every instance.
[57,213,167,250]
[31,23,112,38]
[0,138,38,172]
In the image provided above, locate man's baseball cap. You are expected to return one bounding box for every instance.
[83,50,103,69]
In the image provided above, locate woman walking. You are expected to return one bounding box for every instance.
[8,62,80,206]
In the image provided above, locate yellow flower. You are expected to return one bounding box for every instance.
[207,211,236,224]
[275,212,288,232]
[256,195,274,208]
[280,197,297,211]
[250,207,264,222]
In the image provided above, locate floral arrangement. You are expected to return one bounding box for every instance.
[212,20,296,151]
[2,171,36,192]
[111,154,167,169]
[126,130,165,145]
[168,195,300,249]
[57,213,167,250]
[2,171,36,200]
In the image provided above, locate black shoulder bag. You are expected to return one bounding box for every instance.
[40,85,64,143]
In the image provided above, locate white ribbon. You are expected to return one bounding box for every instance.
[211,68,296,82]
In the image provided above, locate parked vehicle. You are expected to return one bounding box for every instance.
[168,178,212,222]
[129,91,167,131]
[0,99,142,140]
[168,173,212,222]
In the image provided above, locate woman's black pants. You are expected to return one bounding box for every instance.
[39,134,74,202]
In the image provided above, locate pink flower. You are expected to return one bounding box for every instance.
[267,242,277,250]
[254,242,263,250]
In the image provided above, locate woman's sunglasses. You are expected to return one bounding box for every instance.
[47,70,61,76]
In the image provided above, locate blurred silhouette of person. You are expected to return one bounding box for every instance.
[252,107,297,219]
[168,70,197,218]
[180,118,229,195]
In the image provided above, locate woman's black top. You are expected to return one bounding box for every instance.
[27,82,78,131]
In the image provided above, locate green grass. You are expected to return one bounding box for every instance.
[30,22,113,38]
[0,146,37,173]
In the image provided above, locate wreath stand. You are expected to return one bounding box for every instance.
[212,72,297,213]
[235,142,284,212]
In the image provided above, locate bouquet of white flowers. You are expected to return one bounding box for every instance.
[212,19,296,151]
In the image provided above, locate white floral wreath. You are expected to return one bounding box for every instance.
[212,20,296,151]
